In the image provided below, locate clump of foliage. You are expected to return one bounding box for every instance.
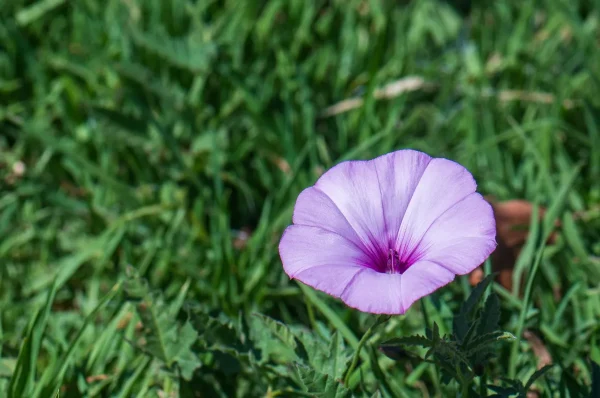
[2,0,600,396]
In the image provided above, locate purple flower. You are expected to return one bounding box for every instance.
[278,150,496,314]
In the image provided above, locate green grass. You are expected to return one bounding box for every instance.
[1,0,600,396]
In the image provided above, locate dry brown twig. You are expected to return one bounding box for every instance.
[320,77,577,118]
[320,76,430,117]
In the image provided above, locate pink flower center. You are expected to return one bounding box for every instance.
[386,248,410,274]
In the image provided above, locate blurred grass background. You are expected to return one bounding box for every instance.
[1,0,600,396]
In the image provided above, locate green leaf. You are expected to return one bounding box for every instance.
[7,282,58,398]
[115,62,186,107]
[35,282,123,396]
[294,329,327,362]
[431,322,441,345]
[249,313,299,364]
[0,359,14,378]
[523,364,553,392]
[15,0,66,27]
[176,341,203,381]
[429,340,471,369]
[252,313,297,349]
[461,273,495,317]
[461,317,481,348]
[542,163,584,234]
[322,332,349,380]
[488,384,520,396]
[380,335,432,349]
[454,273,495,343]
[378,344,416,361]
[296,331,349,379]
[466,331,514,355]
[295,363,351,398]
[136,294,200,380]
[453,312,470,344]
[129,28,216,73]
[368,346,401,396]
[510,164,583,378]
[91,105,148,136]
[478,293,501,335]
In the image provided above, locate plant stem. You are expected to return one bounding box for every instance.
[479,372,487,397]
[456,365,472,398]
[343,315,390,386]
[461,382,469,398]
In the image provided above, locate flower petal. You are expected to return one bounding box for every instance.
[372,150,432,246]
[296,260,456,314]
[400,261,456,312]
[313,160,387,264]
[415,193,497,274]
[313,150,432,269]
[337,269,405,314]
[292,187,371,260]
[278,225,372,278]
[394,158,477,261]
[295,264,405,314]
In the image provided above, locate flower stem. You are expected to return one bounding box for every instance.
[479,373,488,397]
[461,382,469,398]
[458,370,473,398]
[343,315,390,386]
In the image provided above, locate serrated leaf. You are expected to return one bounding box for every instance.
[523,364,553,392]
[174,322,200,360]
[436,342,471,369]
[294,329,327,364]
[378,344,415,361]
[177,349,202,380]
[472,347,497,368]
[461,273,495,317]
[295,363,351,398]
[249,314,299,364]
[321,332,349,379]
[461,317,481,347]
[380,335,432,349]
[138,301,174,363]
[453,312,470,344]
[465,331,505,355]
[488,384,520,395]
[478,293,501,335]
[432,322,441,344]
[252,313,297,349]
[136,295,200,380]
[455,274,496,343]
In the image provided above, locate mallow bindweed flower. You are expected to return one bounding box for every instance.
[279,149,496,314]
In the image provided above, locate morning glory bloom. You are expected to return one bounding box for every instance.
[279,149,496,314]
